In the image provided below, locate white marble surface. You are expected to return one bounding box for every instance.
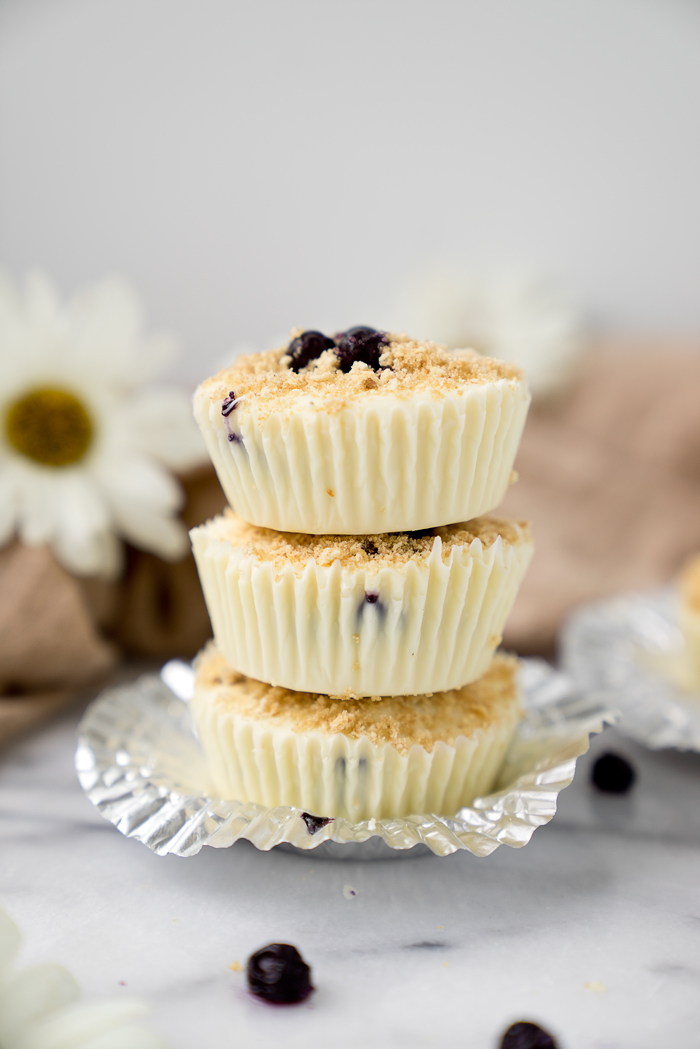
[2,692,700,1049]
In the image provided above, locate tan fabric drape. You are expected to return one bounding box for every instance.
[502,340,700,656]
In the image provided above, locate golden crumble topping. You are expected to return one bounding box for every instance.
[196,332,524,422]
[195,509,532,575]
[194,644,521,754]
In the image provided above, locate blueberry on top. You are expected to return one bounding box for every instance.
[500,1021,558,1049]
[287,330,336,372]
[591,752,636,794]
[247,943,313,1004]
[334,326,387,373]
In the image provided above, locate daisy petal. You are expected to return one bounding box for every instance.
[0,965,79,1042]
[52,515,124,581]
[97,453,188,560]
[0,908,21,969]
[67,279,176,388]
[49,473,120,580]
[116,388,207,472]
[97,453,183,517]
[112,506,188,562]
[0,269,21,313]
[15,469,59,547]
[0,470,18,546]
[24,271,62,330]
[18,1000,151,1049]
[63,1022,167,1049]
[13,468,120,579]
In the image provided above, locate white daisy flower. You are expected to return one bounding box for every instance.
[0,272,207,579]
[0,907,166,1049]
[384,268,584,396]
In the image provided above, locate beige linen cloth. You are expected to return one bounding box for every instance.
[502,340,700,655]
[2,340,699,745]
[0,466,227,746]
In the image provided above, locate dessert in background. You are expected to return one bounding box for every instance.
[191,510,532,696]
[678,553,700,688]
[193,327,530,534]
[191,644,521,822]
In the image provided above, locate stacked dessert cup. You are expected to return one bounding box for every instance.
[189,327,534,825]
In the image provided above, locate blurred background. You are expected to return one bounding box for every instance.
[2,0,700,734]
[1,0,699,380]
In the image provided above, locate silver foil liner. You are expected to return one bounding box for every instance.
[561,587,700,752]
[75,658,613,860]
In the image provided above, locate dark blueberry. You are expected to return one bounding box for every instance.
[361,540,378,556]
[300,812,334,835]
[221,391,239,417]
[246,943,313,1005]
[287,330,336,372]
[334,326,387,373]
[227,432,239,443]
[500,1021,558,1049]
[357,591,386,626]
[591,752,636,794]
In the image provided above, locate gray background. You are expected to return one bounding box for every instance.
[1,0,699,382]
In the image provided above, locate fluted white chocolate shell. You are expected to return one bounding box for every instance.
[191,513,533,697]
[193,378,530,534]
[191,650,522,822]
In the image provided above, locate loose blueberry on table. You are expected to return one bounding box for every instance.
[591,751,636,794]
[500,1020,558,1049]
[246,943,313,1004]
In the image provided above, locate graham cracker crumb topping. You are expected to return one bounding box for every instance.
[195,645,521,754]
[196,332,524,422]
[196,509,532,575]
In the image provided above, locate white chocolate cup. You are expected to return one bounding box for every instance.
[191,512,533,697]
[191,647,522,822]
[193,379,530,534]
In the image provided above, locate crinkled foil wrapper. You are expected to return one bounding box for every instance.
[561,587,700,752]
[75,659,612,860]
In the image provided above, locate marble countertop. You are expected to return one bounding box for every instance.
[2,690,700,1049]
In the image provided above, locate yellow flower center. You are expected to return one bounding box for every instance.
[5,387,93,467]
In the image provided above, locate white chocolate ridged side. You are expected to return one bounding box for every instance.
[193,379,530,534]
[191,674,521,823]
[191,514,533,697]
